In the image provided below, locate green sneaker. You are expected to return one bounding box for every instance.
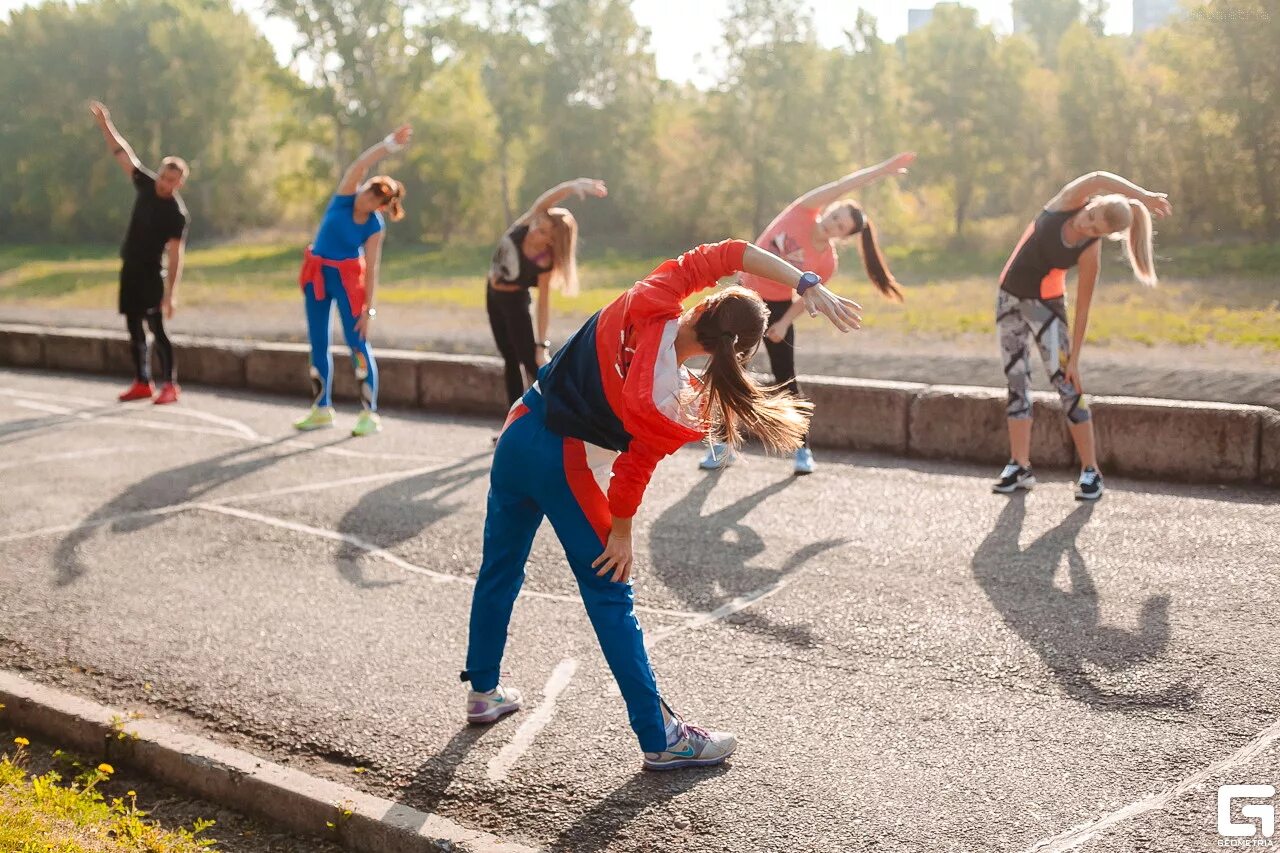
[352,409,382,437]
[293,406,335,431]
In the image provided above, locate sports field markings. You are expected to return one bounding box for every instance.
[1024,716,1280,852]
[0,445,143,472]
[486,658,580,783]
[190,503,699,619]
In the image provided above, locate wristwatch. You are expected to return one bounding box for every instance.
[796,271,821,295]
[365,307,378,318]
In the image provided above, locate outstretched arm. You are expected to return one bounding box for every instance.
[793,152,915,210]
[741,244,862,333]
[516,178,607,223]
[338,124,413,195]
[89,101,141,178]
[1048,171,1173,217]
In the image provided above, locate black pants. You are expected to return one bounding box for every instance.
[763,299,807,447]
[125,308,174,384]
[486,286,538,405]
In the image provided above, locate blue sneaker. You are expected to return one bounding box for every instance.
[698,443,735,470]
[793,447,815,475]
[643,717,737,771]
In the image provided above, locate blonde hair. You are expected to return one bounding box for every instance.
[1093,194,1157,286]
[540,207,580,296]
[160,156,189,178]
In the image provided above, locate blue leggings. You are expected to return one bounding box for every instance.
[303,268,377,410]
[463,388,667,753]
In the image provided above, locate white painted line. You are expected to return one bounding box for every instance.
[8,398,255,441]
[646,576,793,648]
[486,658,579,782]
[1024,716,1280,853]
[0,445,143,472]
[191,503,698,618]
[0,504,195,545]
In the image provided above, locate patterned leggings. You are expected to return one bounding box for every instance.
[996,290,1090,424]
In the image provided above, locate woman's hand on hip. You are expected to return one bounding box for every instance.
[592,532,634,584]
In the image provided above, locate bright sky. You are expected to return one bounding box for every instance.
[2,0,1134,87]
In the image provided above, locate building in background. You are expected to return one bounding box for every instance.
[908,7,934,32]
[1133,0,1180,32]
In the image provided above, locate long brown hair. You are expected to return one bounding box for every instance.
[543,207,580,296]
[693,286,812,451]
[367,175,406,222]
[826,201,903,302]
[1095,194,1158,286]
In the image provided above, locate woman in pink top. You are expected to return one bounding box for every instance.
[701,152,914,474]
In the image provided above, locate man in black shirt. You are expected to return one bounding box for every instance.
[89,101,189,404]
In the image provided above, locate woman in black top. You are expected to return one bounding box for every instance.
[993,171,1171,501]
[487,178,607,405]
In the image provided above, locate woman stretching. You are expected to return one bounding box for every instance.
[487,178,607,406]
[461,239,861,770]
[293,124,411,437]
[993,171,1171,500]
[701,152,914,474]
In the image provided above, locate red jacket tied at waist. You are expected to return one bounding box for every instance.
[299,246,367,316]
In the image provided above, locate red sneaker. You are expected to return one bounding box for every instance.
[153,383,181,405]
[118,381,154,402]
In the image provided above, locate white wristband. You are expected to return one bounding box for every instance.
[382,133,404,153]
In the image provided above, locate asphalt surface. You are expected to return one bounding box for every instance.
[1,368,1277,853]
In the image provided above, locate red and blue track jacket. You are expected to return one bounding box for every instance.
[539,239,750,519]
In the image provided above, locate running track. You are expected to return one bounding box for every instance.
[1,368,1277,852]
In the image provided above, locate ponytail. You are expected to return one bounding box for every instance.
[826,201,903,301]
[1124,199,1157,287]
[858,219,904,302]
[694,286,812,452]
[546,207,580,296]
[1097,194,1158,287]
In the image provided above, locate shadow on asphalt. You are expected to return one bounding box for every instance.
[971,493,1198,712]
[333,452,491,588]
[52,434,348,587]
[545,765,729,853]
[0,401,120,446]
[650,469,848,651]
[397,724,498,818]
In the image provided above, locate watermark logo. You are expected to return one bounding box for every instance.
[1219,785,1276,847]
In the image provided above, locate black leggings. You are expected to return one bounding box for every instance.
[763,299,807,447]
[486,286,538,405]
[125,309,174,384]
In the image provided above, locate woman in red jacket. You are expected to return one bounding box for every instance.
[461,239,861,770]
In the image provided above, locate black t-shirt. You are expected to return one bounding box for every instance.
[120,168,188,269]
[999,207,1098,300]
[489,223,552,289]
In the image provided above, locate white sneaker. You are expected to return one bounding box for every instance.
[992,461,1035,493]
[698,443,736,470]
[643,717,737,771]
[466,685,523,724]
[1075,467,1105,501]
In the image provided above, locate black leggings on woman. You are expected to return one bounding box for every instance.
[125,309,175,384]
[763,299,808,447]
[486,286,539,405]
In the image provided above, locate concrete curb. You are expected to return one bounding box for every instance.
[1,322,1276,488]
[0,671,539,853]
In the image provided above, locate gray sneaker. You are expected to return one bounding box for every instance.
[466,684,523,724]
[643,719,737,771]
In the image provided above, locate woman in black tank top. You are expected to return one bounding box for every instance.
[993,171,1172,501]
[486,178,607,407]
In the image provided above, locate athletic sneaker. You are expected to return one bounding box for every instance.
[993,461,1036,493]
[118,380,154,402]
[1075,467,1105,501]
[793,447,815,475]
[351,410,381,437]
[466,685,523,725]
[152,383,180,405]
[292,406,336,431]
[643,717,738,771]
[698,443,736,470]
